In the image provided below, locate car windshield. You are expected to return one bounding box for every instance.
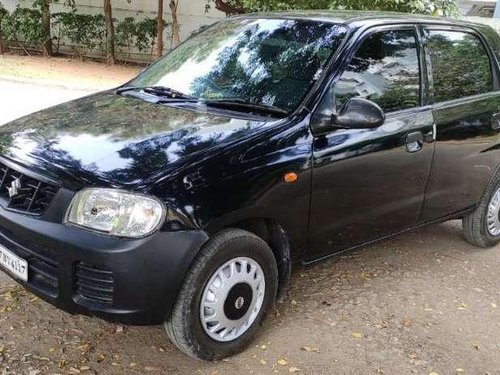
[129,18,347,114]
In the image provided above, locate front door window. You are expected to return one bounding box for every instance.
[335,29,421,113]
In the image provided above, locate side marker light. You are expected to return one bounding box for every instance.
[284,172,298,183]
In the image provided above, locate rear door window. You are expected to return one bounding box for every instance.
[426,29,493,103]
[335,29,421,113]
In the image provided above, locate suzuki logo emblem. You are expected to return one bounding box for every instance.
[7,178,22,198]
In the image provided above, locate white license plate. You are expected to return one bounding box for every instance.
[0,245,28,282]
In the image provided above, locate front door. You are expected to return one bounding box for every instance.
[307,26,435,259]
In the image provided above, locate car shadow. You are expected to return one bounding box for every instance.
[117,220,491,368]
[4,219,495,373]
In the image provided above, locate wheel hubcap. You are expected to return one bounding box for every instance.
[487,188,500,236]
[200,257,265,342]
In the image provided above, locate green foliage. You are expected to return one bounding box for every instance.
[52,12,106,56]
[135,18,160,52]
[115,17,136,52]
[2,6,45,47]
[333,0,459,16]
[206,0,459,16]
[115,17,163,54]
[1,5,167,60]
[0,4,7,19]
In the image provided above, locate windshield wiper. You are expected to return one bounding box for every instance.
[117,85,197,101]
[202,99,289,117]
[117,88,288,117]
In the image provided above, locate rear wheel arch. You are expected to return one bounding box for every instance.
[463,166,500,247]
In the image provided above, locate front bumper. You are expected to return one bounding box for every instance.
[0,201,208,325]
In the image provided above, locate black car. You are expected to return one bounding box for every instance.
[1,10,500,360]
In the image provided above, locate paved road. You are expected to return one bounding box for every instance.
[0,79,500,374]
[0,79,93,126]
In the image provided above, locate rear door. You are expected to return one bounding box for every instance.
[419,26,500,222]
[307,25,435,259]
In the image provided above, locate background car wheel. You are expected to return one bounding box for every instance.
[164,229,278,361]
[463,172,500,247]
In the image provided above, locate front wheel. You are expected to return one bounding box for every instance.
[463,172,500,248]
[165,229,278,360]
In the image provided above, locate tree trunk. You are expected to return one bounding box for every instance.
[214,0,245,14]
[104,0,115,65]
[169,0,180,47]
[41,0,52,56]
[156,0,164,57]
[0,11,4,56]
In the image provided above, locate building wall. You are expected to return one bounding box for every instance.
[2,0,226,44]
[457,0,497,17]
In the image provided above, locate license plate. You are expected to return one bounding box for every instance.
[0,245,28,282]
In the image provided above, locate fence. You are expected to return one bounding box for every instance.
[0,0,225,63]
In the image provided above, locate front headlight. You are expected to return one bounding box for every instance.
[65,188,166,238]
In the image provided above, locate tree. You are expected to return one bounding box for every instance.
[31,0,76,57]
[104,0,115,64]
[169,0,180,47]
[40,0,52,55]
[157,0,164,57]
[207,0,458,16]
[31,0,53,56]
[210,0,245,14]
[0,4,6,55]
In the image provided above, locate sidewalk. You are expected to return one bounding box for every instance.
[0,54,140,90]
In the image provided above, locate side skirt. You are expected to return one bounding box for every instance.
[302,206,474,266]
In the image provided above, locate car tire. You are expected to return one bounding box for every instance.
[164,229,278,361]
[463,172,500,247]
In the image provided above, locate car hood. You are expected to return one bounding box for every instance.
[0,92,269,190]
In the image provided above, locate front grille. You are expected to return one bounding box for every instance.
[0,162,58,215]
[0,229,58,297]
[76,262,114,305]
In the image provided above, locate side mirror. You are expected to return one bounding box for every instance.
[333,98,385,129]
[311,97,385,136]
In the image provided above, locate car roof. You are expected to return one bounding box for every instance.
[234,10,500,68]
[238,10,485,29]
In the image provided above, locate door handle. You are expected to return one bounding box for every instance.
[405,131,423,153]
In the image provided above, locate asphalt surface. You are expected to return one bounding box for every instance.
[0,79,499,374]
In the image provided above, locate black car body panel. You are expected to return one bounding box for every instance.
[0,11,500,324]
[420,92,500,222]
[0,92,271,189]
[309,107,436,258]
[0,200,208,323]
